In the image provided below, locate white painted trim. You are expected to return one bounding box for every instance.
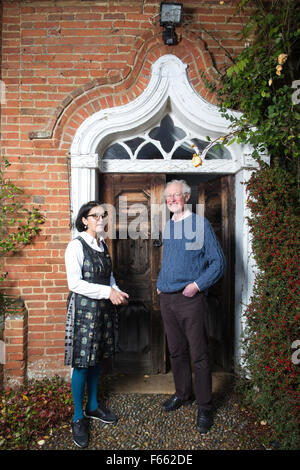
[99,159,241,174]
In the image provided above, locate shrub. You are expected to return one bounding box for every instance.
[198,0,299,449]
[240,165,299,449]
[0,376,72,450]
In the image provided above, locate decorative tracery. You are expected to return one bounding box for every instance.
[102,115,232,162]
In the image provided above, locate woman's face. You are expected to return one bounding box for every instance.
[82,205,108,237]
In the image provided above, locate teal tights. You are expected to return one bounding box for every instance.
[71,364,101,422]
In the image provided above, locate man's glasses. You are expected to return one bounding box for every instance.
[86,211,108,221]
[165,192,184,200]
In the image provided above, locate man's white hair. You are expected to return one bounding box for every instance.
[164,179,191,197]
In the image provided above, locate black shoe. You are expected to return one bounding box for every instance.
[162,394,193,412]
[72,417,89,448]
[85,403,118,424]
[196,409,212,434]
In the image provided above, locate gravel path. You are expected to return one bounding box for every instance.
[40,387,272,451]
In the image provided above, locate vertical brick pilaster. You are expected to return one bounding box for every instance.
[3,299,28,388]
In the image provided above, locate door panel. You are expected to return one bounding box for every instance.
[198,176,235,371]
[100,174,166,374]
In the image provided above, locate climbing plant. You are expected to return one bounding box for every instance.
[201,0,299,175]
[0,155,44,311]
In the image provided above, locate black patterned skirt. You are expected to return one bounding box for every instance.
[64,292,118,368]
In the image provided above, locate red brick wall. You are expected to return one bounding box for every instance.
[3,300,28,387]
[0,0,250,381]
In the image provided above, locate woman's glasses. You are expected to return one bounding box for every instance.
[87,211,108,221]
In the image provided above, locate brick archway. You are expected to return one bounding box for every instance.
[29,32,218,152]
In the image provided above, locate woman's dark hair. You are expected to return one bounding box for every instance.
[75,200,103,232]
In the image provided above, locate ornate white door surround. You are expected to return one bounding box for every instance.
[69,54,263,369]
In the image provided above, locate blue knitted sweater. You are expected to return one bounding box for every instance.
[157,213,226,293]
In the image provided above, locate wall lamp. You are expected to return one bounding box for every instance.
[160,2,183,46]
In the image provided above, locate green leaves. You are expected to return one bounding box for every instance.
[241,166,300,449]
[226,57,249,78]
[0,376,72,450]
[203,0,300,450]
[0,155,44,311]
[208,0,299,174]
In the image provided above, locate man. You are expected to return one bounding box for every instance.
[157,179,226,434]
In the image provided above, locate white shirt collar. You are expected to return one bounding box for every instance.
[171,209,192,222]
[79,231,104,247]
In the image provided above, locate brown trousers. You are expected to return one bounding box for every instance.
[159,291,212,411]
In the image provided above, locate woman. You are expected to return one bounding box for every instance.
[64,201,129,448]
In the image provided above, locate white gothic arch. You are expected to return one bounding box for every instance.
[69,54,260,368]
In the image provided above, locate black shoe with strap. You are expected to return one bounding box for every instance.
[162,394,194,412]
[72,417,89,448]
[85,403,118,424]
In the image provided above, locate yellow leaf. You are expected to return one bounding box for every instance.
[192,156,202,167]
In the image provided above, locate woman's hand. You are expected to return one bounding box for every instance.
[109,287,129,306]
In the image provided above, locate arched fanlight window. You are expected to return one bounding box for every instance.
[102,114,232,161]
[172,139,232,160]
[103,143,130,159]
[149,115,186,152]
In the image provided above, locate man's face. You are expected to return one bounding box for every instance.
[165,183,190,214]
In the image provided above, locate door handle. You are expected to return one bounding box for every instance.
[153,231,162,248]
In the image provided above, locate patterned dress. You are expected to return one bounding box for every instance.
[64,236,118,368]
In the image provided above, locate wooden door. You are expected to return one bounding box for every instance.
[100,174,166,374]
[198,175,235,371]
